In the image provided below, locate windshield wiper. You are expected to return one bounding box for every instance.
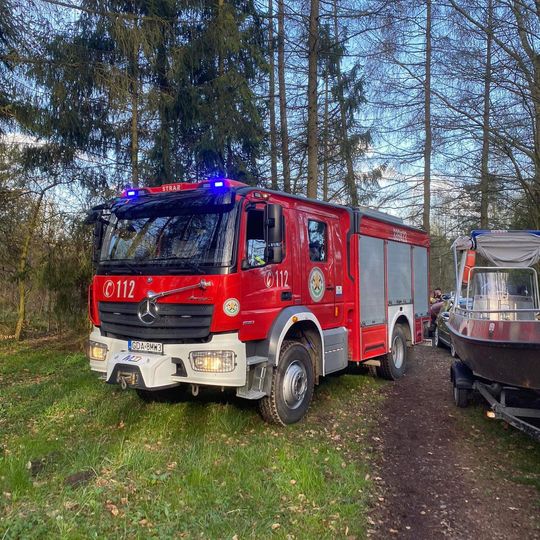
[99,259,143,275]
[169,258,206,274]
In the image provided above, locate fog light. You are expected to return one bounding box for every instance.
[189,351,236,373]
[86,340,108,362]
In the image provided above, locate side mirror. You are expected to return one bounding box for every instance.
[85,206,111,268]
[265,204,283,264]
[441,312,450,322]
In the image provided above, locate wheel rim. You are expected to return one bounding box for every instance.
[434,327,439,346]
[283,360,308,409]
[392,335,404,369]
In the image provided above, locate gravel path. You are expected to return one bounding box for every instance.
[370,344,540,539]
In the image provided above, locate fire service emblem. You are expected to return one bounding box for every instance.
[308,267,325,302]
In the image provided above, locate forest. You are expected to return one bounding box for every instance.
[0,0,539,338]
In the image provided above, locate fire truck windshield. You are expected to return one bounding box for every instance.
[99,192,239,274]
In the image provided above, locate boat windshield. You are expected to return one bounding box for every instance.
[465,267,540,320]
[99,191,239,275]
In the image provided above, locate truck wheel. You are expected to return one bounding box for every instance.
[453,383,468,408]
[259,340,315,426]
[136,386,186,403]
[378,326,407,380]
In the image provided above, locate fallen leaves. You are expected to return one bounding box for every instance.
[105,501,120,517]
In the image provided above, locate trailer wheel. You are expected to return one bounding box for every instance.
[453,383,469,408]
[259,340,315,425]
[378,326,407,380]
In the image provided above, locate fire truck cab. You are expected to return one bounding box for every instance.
[87,179,430,424]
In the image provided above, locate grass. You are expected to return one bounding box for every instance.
[0,337,383,539]
[457,394,540,497]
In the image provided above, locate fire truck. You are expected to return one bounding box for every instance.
[86,179,430,424]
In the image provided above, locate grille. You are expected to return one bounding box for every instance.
[98,302,214,343]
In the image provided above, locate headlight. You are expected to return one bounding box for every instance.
[86,340,108,362]
[189,351,236,373]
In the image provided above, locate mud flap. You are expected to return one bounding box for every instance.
[450,361,474,390]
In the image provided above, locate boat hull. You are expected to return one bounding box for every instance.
[448,313,540,391]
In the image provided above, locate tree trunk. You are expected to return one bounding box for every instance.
[277,0,291,192]
[479,0,493,229]
[156,43,172,186]
[130,23,140,188]
[531,55,540,228]
[14,192,44,341]
[423,0,432,234]
[322,73,329,201]
[268,0,278,189]
[332,0,357,206]
[306,0,320,199]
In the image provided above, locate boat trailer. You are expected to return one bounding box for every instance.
[451,361,540,442]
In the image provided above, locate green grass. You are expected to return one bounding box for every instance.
[457,396,540,496]
[0,338,383,539]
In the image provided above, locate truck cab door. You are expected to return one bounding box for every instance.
[238,200,294,341]
[300,213,336,322]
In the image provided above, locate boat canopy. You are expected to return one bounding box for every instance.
[453,230,540,268]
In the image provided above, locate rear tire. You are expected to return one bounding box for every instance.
[378,325,408,380]
[259,340,315,425]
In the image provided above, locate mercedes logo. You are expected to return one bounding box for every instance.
[137,298,159,325]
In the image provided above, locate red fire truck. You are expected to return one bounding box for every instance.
[86,179,430,424]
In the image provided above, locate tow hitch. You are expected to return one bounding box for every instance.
[118,372,138,389]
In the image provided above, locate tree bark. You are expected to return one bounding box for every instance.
[268,0,278,189]
[129,19,140,188]
[480,0,493,229]
[511,0,540,227]
[14,191,44,341]
[277,0,291,192]
[306,0,320,199]
[322,73,329,201]
[423,0,432,234]
[332,0,358,206]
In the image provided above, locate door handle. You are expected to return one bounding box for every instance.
[326,285,335,291]
[281,291,293,301]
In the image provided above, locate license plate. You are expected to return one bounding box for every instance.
[128,340,163,354]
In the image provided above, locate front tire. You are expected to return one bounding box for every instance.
[378,325,408,380]
[259,340,315,425]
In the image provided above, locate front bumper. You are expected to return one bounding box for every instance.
[88,327,247,389]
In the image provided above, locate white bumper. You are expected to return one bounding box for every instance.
[88,327,247,389]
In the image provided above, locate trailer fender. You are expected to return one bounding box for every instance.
[450,361,474,389]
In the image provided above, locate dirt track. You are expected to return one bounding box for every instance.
[370,345,540,539]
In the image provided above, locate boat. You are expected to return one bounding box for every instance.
[447,230,540,392]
